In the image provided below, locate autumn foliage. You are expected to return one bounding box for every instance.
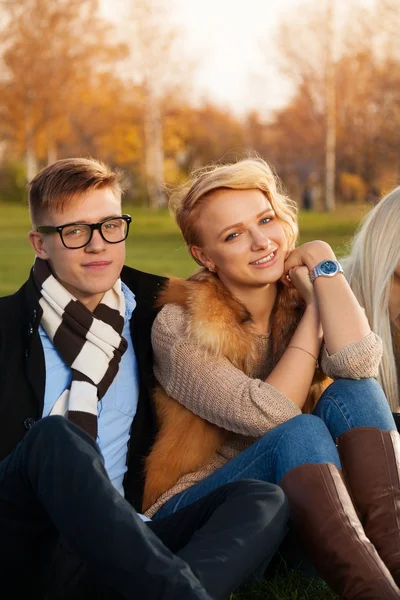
[0,0,399,208]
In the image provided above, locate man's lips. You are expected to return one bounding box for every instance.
[82,261,112,270]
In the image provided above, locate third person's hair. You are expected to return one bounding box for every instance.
[344,186,400,409]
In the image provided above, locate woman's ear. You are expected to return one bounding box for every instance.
[28,230,50,259]
[190,245,216,271]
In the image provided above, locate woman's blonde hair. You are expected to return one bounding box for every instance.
[344,186,400,410]
[169,157,299,258]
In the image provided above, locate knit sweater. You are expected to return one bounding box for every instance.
[145,303,382,517]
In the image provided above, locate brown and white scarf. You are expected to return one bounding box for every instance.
[32,258,127,439]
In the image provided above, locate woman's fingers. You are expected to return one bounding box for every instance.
[288,266,315,305]
[284,247,306,274]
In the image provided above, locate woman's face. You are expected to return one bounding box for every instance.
[191,188,289,294]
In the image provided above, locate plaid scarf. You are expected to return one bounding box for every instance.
[32,258,128,439]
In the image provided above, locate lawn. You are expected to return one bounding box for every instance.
[232,571,338,600]
[0,200,368,599]
[0,201,367,296]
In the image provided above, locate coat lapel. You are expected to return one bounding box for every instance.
[23,277,46,411]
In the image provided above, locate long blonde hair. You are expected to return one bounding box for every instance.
[169,156,299,255]
[344,187,400,410]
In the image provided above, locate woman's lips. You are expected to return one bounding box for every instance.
[249,251,278,268]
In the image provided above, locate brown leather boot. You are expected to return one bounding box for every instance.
[338,427,400,586]
[279,462,400,599]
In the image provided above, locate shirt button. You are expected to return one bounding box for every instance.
[24,417,36,430]
[28,324,34,335]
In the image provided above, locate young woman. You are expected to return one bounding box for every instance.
[144,158,400,599]
[344,185,400,420]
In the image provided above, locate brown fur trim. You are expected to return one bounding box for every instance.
[142,387,227,511]
[157,273,259,373]
[143,271,331,511]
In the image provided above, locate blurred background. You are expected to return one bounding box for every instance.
[0,0,399,301]
[0,6,396,596]
[1,0,399,210]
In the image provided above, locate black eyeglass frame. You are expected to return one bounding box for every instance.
[36,214,132,249]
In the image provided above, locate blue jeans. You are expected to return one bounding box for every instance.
[154,378,396,519]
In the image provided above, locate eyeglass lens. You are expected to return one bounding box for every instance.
[62,218,129,248]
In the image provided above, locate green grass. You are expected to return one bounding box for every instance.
[0,201,367,598]
[0,201,367,297]
[232,571,338,600]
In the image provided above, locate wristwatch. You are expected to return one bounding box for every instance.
[309,259,344,283]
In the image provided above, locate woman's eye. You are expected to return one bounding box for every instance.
[225,232,239,241]
[260,217,272,225]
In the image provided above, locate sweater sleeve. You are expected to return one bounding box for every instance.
[320,331,383,379]
[151,304,301,437]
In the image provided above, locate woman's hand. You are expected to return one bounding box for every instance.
[286,265,316,306]
[284,241,336,273]
[284,242,371,356]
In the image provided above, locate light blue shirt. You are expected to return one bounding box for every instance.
[40,282,150,522]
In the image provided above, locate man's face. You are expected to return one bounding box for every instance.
[29,187,126,311]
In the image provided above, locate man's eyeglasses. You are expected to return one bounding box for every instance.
[36,215,132,249]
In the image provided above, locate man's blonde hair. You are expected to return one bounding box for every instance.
[28,157,126,225]
[170,157,299,254]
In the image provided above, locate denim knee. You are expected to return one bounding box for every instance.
[261,413,331,442]
[321,377,384,400]
[226,479,287,505]
[314,377,396,437]
[26,415,98,451]
[259,414,341,483]
[27,415,66,440]
[223,480,289,531]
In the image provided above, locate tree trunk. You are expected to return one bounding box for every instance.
[25,100,38,183]
[46,119,57,165]
[143,86,166,210]
[324,0,336,212]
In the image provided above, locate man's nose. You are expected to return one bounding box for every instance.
[85,228,107,252]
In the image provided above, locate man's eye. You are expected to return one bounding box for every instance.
[225,232,239,241]
[103,219,123,230]
[64,227,83,237]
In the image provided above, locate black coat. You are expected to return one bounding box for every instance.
[0,265,165,512]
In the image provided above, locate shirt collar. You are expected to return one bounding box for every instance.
[121,281,136,322]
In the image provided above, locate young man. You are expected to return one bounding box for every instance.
[0,158,288,599]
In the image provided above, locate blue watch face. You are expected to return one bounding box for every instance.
[320,260,337,275]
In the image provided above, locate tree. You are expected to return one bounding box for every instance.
[273,0,337,210]
[0,0,125,181]
[121,0,194,209]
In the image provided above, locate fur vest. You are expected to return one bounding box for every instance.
[142,269,330,511]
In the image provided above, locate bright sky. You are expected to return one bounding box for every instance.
[102,0,374,117]
[172,0,297,116]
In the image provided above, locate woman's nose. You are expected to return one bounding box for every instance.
[250,229,270,251]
